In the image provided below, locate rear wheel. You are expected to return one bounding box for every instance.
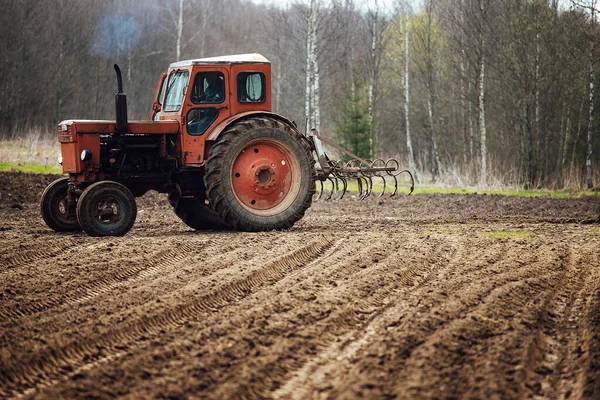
[40,177,81,232]
[76,181,137,237]
[204,117,315,231]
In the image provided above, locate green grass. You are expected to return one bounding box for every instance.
[0,162,63,174]
[480,230,531,239]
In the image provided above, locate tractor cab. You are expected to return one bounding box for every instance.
[150,53,272,165]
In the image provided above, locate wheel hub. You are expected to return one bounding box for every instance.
[231,141,295,211]
[94,196,121,224]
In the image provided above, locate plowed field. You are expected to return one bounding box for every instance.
[1,171,600,399]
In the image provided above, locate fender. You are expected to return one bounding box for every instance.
[206,111,301,142]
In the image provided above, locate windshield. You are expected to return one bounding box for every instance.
[163,70,189,112]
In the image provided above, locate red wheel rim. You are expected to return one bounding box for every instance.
[231,139,301,216]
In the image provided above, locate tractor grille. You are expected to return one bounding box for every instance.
[58,127,74,143]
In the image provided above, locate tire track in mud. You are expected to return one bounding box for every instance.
[0,238,79,272]
[180,238,451,399]
[308,238,556,399]
[517,244,600,399]
[0,241,210,322]
[515,245,582,398]
[0,239,335,398]
[582,270,600,399]
[269,241,458,400]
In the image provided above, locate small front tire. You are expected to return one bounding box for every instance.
[77,181,137,237]
[40,177,81,232]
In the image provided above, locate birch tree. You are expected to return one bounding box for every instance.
[304,0,320,132]
[404,13,417,177]
[585,0,596,188]
[477,0,488,186]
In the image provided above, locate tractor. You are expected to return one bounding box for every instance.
[41,54,410,236]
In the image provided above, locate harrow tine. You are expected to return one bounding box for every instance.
[315,180,324,200]
[377,175,386,198]
[360,176,373,200]
[390,175,398,197]
[335,177,347,200]
[356,177,364,200]
[325,177,336,201]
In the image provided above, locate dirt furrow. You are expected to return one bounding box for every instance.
[26,235,440,399]
[0,238,79,272]
[312,238,565,399]
[0,241,210,322]
[271,241,459,400]
[513,245,586,398]
[576,248,600,399]
[0,239,334,398]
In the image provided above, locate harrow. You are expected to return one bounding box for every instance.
[309,130,414,201]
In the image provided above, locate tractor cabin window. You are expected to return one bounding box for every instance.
[163,70,189,112]
[237,72,266,103]
[191,72,225,104]
[186,108,219,136]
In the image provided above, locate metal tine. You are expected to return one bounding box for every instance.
[359,160,373,200]
[377,175,386,198]
[356,177,364,199]
[335,177,347,200]
[315,180,324,200]
[358,177,368,200]
[362,175,373,200]
[370,159,386,199]
[390,175,398,197]
[325,177,336,201]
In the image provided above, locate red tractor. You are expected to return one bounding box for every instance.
[41,54,409,236]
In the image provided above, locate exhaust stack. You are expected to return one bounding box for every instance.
[114,64,128,134]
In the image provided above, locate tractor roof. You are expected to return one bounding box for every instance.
[169,53,270,68]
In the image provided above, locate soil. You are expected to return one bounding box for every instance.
[1,171,600,399]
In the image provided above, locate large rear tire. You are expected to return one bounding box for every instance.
[168,192,229,231]
[76,181,137,237]
[204,117,315,231]
[40,177,81,232]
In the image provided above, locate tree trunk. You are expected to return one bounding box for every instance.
[305,0,320,132]
[368,6,379,159]
[176,0,184,61]
[478,25,487,186]
[586,2,595,189]
[425,1,441,181]
[404,13,416,178]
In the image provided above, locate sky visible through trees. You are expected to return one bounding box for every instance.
[0,0,598,188]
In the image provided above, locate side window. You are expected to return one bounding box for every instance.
[237,72,266,103]
[187,109,219,135]
[163,70,189,112]
[157,77,167,106]
[191,72,225,104]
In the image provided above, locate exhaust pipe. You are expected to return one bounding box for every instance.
[114,64,128,134]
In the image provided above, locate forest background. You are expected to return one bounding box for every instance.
[1,0,599,189]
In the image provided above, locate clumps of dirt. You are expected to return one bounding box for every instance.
[0,172,62,210]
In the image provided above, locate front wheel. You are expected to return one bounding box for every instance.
[40,177,81,232]
[204,117,315,231]
[76,181,137,237]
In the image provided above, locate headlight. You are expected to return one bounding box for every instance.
[61,124,68,131]
[80,149,92,162]
[58,154,63,165]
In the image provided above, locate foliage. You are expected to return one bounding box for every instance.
[335,73,373,160]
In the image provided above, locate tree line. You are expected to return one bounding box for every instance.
[0,0,598,188]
